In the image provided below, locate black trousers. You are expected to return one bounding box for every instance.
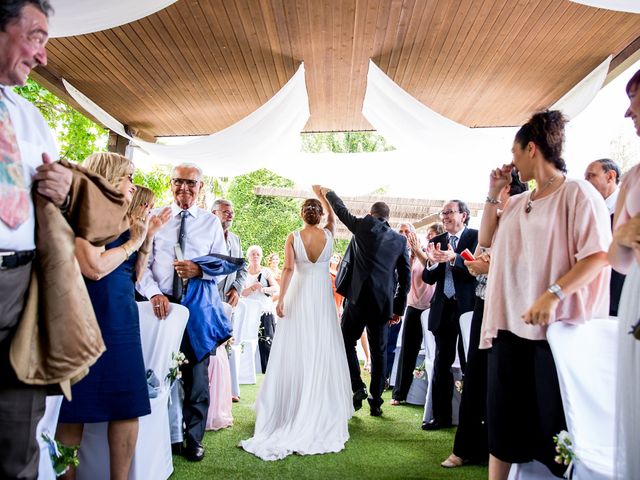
[487,330,567,478]
[258,312,275,374]
[392,306,425,401]
[453,298,488,462]
[180,331,210,446]
[341,300,388,404]
[431,297,461,424]
[0,262,46,480]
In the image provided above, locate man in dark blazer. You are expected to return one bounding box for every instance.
[320,187,411,416]
[422,200,478,430]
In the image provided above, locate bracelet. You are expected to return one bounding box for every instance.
[485,195,500,205]
[139,247,150,255]
[547,283,565,300]
[122,244,131,260]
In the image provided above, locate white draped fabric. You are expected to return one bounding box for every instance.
[63,64,310,178]
[551,56,612,120]
[570,0,640,13]
[48,0,177,38]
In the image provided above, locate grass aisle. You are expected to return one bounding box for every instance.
[171,373,487,479]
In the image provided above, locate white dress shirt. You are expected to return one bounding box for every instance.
[605,188,619,215]
[137,203,226,299]
[0,87,58,251]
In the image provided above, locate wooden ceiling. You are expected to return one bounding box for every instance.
[34,0,640,139]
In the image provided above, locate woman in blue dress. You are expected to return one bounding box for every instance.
[57,153,170,480]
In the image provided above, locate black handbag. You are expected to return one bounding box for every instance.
[335,239,356,297]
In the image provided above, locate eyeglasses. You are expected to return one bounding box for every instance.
[439,209,460,217]
[171,178,199,187]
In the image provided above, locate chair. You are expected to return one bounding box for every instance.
[508,318,616,480]
[76,302,189,480]
[234,298,263,383]
[458,311,473,359]
[547,318,616,479]
[36,395,63,480]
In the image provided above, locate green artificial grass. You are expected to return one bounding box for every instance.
[171,372,487,479]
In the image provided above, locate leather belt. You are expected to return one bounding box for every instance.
[0,250,35,269]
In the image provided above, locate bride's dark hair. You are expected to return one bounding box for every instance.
[301,199,323,225]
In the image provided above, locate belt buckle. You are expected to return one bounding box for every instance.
[0,251,15,269]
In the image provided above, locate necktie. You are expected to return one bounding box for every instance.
[0,95,29,229]
[443,235,458,298]
[173,210,188,300]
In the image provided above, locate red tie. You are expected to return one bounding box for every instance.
[0,95,29,229]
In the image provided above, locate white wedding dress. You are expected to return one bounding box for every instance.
[240,229,354,461]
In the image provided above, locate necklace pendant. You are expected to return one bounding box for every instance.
[525,201,532,213]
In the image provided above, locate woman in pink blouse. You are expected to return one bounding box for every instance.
[390,222,441,405]
[612,69,640,480]
[479,110,611,479]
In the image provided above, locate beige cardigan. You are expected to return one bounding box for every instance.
[10,160,129,399]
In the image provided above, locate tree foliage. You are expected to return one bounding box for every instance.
[301,131,394,153]
[228,169,301,260]
[14,79,108,162]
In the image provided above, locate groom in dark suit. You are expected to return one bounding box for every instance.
[320,187,411,416]
[422,200,477,430]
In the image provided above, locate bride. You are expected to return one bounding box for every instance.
[240,185,354,461]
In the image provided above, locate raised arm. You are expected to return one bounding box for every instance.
[322,187,359,234]
[480,164,513,247]
[313,184,336,236]
[275,233,296,318]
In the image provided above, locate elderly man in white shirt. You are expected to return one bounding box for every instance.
[584,158,625,315]
[137,163,226,462]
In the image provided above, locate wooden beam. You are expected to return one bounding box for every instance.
[108,131,129,156]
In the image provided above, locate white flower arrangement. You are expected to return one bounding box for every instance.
[166,351,188,385]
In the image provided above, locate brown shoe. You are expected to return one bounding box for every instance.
[231,396,240,403]
[441,454,466,468]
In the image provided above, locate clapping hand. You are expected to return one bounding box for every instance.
[147,206,171,238]
[464,256,490,276]
[406,231,422,254]
[128,204,151,245]
[431,243,456,263]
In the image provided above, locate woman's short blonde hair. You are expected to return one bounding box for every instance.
[127,185,155,215]
[247,245,263,257]
[83,152,134,188]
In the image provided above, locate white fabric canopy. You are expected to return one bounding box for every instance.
[64,64,310,178]
[570,0,640,14]
[551,56,612,120]
[48,0,177,38]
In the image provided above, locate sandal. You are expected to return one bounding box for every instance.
[441,454,467,468]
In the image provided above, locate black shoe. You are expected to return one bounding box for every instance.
[368,397,383,416]
[421,420,453,431]
[171,442,183,455]
[353,388,368,411]
[184,442,205,462]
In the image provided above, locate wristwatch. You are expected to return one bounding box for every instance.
[547,283,565,300]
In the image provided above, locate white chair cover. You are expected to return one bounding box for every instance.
[547,318,616,479]
[459,311,473,359]
[234,298,264,383]
[406,353,428,405]
[76,302,188,480]
[508,460,558,480]
[36,395,63,480]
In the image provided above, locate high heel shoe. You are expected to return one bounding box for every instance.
[440,453,466,468]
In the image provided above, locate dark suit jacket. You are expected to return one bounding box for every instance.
[422,228,478,332]
[326,191,411,319]
[610,213,626,316]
